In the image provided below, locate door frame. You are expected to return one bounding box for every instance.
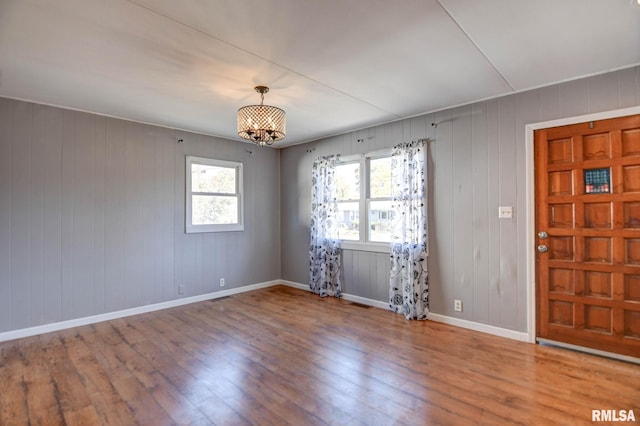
[525,105,640,344]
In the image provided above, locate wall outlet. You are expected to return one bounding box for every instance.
[219,278,225,287]
[498,206,513,219]
[178,285,185,295]
[454,299,463,312]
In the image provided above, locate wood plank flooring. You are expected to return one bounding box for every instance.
[1,285,639,425]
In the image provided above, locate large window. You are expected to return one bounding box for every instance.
[335,152,392,249]
[186,156,244,233]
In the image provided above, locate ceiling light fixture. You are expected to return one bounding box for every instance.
[237,86,286,146]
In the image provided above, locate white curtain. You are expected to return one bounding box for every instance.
[309,155,342,297]
[389,140,428,320]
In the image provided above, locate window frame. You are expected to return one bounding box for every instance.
[185,155,244,233]
[335,159,361,243]
[336,149,392,252]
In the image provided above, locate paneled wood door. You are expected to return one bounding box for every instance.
[535,114,640,358]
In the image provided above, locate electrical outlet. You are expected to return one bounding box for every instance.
[454,299,463,312]
[498,206,513,219]
[220,278,225,287]
[178,285,185,295]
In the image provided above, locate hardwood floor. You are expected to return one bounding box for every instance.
[1,285,638,425]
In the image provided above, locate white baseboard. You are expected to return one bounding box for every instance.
[281,280,530,342]
[0,280,281,343]
[428,313,531,342]
[280,280,309,291]
[1,279,530,345]
[280,280,390,310]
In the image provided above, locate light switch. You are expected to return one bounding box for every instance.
[498,206,513,219]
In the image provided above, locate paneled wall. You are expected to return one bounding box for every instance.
[0,98,280,333]
[280,66,640,333]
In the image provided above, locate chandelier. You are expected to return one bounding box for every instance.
[237,86,286,146]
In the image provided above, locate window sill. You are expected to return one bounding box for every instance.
[340,241,390,253]
[186,224,244,233]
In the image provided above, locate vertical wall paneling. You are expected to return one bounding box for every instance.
[430,109,455,314]
[73,113,96,318]
[193,135,205,295]
[559,78,589,118]
[11,102,32,329]
[0,98,12,331]
[279,67,640,334]
[104,118,126,312]
[409,116,427,141]
[30,105,45,325]
[497,96,518,330]
[161,130,175,302]
[152,129,165,301]
[179,135,196,296]
[354,252,369,298]
[452,107,474,319]
[375,252,389,302]
[42,106,63,323]
[588,72,621,113]
[141,127,156,304]
[61,110,75,320]
[617,67,638,109]
[202,233,215,293]
[0,98,281,334]
[485,99,502,326]
[471,102,490,323]
[124,122,143,308]
[173,132,185,297]
[515,91,540,331]
[93,116,106,313]
[538,85,560,123]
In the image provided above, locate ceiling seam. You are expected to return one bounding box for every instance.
[436,0,515,92]
[125,0,401,119]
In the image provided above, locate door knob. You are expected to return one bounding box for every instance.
[537,245,548,253]
[537,231,548,239]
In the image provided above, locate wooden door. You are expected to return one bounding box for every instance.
[535,114,640,358]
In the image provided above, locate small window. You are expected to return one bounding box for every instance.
[335,152,392,249]
[336,161,361,241]
[368,156,392,243]
[186,156,243,233]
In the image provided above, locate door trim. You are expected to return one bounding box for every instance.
[525,105,640,344]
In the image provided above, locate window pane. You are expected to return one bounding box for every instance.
[336,163,360,200]
[192,195,238,225]
[192,164,236,193]
[370,157,392,198]
[368,200,392,242]
[337,201,359,240]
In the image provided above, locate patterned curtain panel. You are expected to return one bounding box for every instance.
[389,140,429,320]
[309,155,343,297]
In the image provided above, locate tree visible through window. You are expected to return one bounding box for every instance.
[368,157,392,242]
[186,156,244,233]
[336,162,360,240]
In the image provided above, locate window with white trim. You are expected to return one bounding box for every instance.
[335,152,392,250]
[186,156,244,233]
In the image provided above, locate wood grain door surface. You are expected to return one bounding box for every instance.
[535,114,640,358]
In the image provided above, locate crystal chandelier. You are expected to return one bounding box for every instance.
[237,86,286,146]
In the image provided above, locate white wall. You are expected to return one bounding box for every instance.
[0,98,281,333]
[280,66,640,333]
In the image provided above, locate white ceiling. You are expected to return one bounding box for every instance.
[1,0,639,147]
